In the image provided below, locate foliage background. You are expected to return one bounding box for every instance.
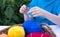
[0,0,30,25]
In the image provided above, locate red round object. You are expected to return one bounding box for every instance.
[26,32,52,37]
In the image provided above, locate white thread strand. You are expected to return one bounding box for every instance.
[31,33,32,37]
[41,34,43,37]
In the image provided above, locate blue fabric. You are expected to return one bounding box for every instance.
[28,0,60,25]
[23,19,43,34]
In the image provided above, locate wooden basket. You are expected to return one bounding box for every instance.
[0,24,22,34]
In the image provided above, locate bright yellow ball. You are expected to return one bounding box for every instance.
[8,26,25,37]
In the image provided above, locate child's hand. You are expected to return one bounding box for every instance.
[28,6,48,17]
[42,24,56,37]
[19,5,28,14]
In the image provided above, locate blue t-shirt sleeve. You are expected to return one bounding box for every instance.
[56,0,60,15]
[27,0,45,24]
[57,4,60,15]
[28,0,37,8]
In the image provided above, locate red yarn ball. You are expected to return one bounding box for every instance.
[26,32,52,37]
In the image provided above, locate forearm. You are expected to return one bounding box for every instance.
[24,14,30,21]
[44,11,60,25]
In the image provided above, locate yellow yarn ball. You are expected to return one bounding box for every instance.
[8,25,25,37]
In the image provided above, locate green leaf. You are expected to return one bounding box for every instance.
[12,15,19,22]
[0,0,31,25]
[6,0,15,5]
[5,6,14,20]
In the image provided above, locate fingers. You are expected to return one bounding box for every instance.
[32,12,42,17]
[43,24,56,37]
[32,14,40,17]
[29,6,40,12]
[19,5,27,13]
[45,24,52,30]
[28,6,44,17]
[29,9,40,17]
